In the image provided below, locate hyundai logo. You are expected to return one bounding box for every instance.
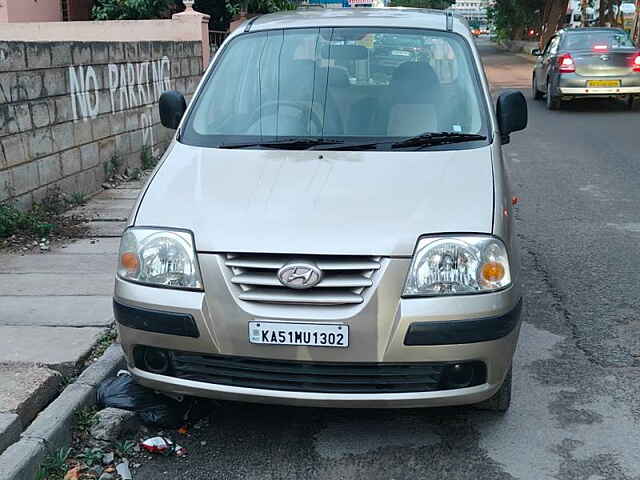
[277,262,323,289]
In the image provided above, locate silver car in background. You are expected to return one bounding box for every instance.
[532,28,640,110]
[113,9,528,413]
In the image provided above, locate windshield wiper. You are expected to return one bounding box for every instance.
[320,132,488,151]
[217,132,486,151]
[392,132,488,149]
[218,137,344,150]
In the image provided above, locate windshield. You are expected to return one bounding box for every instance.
[563,31,636,50]
[182,27,489,149]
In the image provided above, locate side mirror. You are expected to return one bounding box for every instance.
[496,91,527,145]
[531,48,543,56]
[159,91,187,130]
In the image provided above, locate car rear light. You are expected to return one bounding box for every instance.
[558,53,575,73]
[592,44,609,51]
[633,54,640,72]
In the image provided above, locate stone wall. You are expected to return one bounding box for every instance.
[0,39,203,208]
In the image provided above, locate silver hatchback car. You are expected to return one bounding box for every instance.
[114,9,527,412]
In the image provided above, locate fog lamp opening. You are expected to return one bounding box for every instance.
[444,363,475,389]
[141,347,171,375]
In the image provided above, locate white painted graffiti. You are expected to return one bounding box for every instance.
[69,56,172,154]
[69,65,100,120]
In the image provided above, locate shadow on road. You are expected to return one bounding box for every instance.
[134,401,509,479]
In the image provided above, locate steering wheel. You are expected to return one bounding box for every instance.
[246,100,324,134]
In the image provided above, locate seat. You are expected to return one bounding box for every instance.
[386,62,442,136]
[322,66,351,135]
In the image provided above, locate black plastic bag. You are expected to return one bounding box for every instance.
[97,373,215,428]
[97,374,166,411]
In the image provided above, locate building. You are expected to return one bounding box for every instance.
[0,0,93,23]
[448,0,489,25]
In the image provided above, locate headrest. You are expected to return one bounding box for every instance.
[320,44,368,61]
[390,62,441,102]
[327,67,350,87]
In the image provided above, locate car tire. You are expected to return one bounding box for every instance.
[474,367,512,412]
[546,80,561,110]
[532,74,543,100]
[625,95,634,111]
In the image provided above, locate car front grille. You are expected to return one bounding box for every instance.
[138,350,486,394]
[224,253,382,306]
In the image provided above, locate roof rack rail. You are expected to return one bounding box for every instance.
[244,15,260,33]
[445,10,454,32]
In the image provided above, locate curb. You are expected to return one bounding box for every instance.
[491,39,538,64]
[0,344,125,480]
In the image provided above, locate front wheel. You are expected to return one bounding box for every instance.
[474,367,512,412]
[532,74,543,100]
[546,80,561,110]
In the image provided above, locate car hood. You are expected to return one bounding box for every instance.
[135,142,495,256]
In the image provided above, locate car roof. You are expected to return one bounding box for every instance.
[560,27,626,35]
[246,8,467,34]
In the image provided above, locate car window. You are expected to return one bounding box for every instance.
[182,27,489,148]
[562,31,636,50]
[548,36,560,55]
[543,36,557,55]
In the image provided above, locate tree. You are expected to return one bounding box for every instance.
[173,0,296,30]
[539,0,569,48]
[92,0,175,20]
[487,0,545,41]
[633,0,640,43]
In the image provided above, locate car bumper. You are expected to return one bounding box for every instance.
[114,256,522,409]
[129,361,513,409]
[559,86,640,95]
[558,74,640,96]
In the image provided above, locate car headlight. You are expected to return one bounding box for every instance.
[403,235,511,297]
[117,228,203,290]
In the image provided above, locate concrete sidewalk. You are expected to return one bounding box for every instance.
[0,180,142,456]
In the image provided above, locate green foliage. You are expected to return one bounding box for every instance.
[246,0,297,14]
[115,439,137,457]
[78,447,105,467]
[92,0,175,20]
[41,447,73,475]
[93,327,118,359]
[0,187,76,239]
[141,146,157,170]
[0,203,54,238]
[74,407,99,434]
[104,154,122,179]
[388,0,454,8]
[35,467,47,480]
[129,168,142,181]
[487,0,545,40]
[69,192,88,206]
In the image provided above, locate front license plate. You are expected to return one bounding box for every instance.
[249,321,349,348]
[587,80,621,88]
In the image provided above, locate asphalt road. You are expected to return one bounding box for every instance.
[136,40,640,480]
